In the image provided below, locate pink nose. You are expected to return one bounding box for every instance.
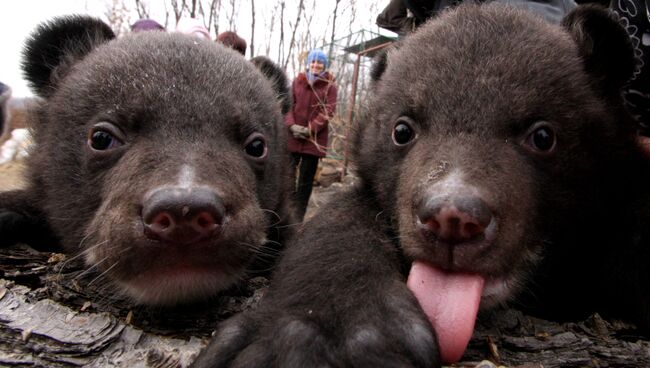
[417,196,492,244]
[142,187,225,245]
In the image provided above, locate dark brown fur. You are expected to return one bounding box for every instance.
[0,16,293,305]
[355,3,649,324]
[192,4,650,367]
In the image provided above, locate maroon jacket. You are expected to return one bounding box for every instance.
[285,71,337,158]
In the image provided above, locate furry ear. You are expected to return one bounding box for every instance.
[370,47,390,82]
[22,15,115,98]
[250,56,292,115]
[369,41,405,84]
[562,4,636,94]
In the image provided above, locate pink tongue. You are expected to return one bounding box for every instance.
[406,260,485,363]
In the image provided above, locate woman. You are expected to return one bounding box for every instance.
[285,49,338,221]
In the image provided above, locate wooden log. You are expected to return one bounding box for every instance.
[0,244,648,367]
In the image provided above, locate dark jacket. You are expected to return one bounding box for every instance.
[285,71,337,158]
[377,0,577,35]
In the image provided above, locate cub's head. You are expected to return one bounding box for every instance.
[22,16,292,305]
[352,4,636,362]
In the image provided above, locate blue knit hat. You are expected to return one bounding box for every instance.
[306,49,328,83]
[306,49,328,68]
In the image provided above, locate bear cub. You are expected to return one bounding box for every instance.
[191,4,650,368]
[0,16,293,306]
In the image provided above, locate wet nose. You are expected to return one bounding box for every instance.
[417,195,493,244]
[142,187,225,245]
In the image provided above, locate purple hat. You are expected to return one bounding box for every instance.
[131,19,165,33]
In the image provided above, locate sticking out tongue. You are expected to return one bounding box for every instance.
[406,260,485,363]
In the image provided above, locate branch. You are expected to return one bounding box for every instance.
[328,0,341,60]
[283,0,305,70]
[191,0,197,18]
[133,0,150,19]
[278,1,285,65]
[250,0,256,58]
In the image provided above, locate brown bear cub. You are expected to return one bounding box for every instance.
[191,4,650,367]
[0,16,293,306]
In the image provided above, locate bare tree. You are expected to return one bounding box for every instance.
[283,0,305,69]
[210,0,222,35]
[105,0,132,36]
[134,0,150,18]
[348,0,358,34]
[162,1,171,28]
[328,0,341,60]
[264,3,280,58]
[292,0,316,75]
[278,1,285,65]
[196,2,214,32]
[214,0,223,34]
[303,0,316,48]
[227,0,237,32]
[250,0,256,57]
[157,0,223,35]
[169,0,185,23]
[190,0,198,17]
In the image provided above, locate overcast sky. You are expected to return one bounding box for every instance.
[0,1,104,97]
[0,0,388,98]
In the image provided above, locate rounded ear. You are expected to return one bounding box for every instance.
[561,4,636,94]
[370,47,390,83]
[250,56,292,115]
[370,40,405,84]
[22,15,115,98]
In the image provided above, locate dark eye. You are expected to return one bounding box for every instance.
[90,131,116,150]
[392,118,416,145]
[88,123,124,151]
[244,133,267,159]
[526,125,556,152]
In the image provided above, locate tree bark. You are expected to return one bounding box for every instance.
[0,244,266,367]
[1,238,648,367]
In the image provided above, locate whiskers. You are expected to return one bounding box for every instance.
[60,240,106,269]
[47,236,132,308]
[66,238,132,302]
[261,208,282,226]
[88,259,121,287]
[55,229,108,279]
[242,239,282,260]
[261,207,303,230]
[71,251,109,280]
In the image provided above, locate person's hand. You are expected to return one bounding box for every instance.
[289,124,310,139]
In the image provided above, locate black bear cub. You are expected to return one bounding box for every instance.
[0,16,293,306]
[192,3,650,368]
